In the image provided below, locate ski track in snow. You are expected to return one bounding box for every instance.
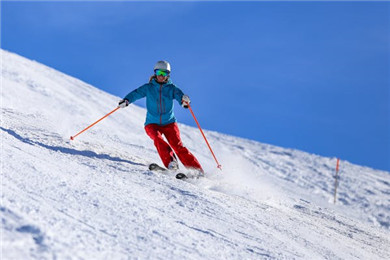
[1,49,390,259]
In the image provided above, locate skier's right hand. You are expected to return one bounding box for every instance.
[118,99,129,108]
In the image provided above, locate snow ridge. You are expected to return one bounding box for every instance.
[1,49,389,259]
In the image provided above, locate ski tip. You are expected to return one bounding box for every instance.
[148,163,157,171]
[70,136,74,141]
[149,163,166,171]
[176,173,188,180]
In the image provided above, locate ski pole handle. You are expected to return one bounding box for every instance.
[70,106,120,141]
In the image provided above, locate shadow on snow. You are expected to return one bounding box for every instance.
[1,127,144,167]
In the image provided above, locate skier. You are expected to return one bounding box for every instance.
[118,61,203,173]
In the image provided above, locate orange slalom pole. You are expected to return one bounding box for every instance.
[70,106,120,141]
[333,158,340,204]
[188,104,222,170]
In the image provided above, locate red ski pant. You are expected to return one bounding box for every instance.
[145,123,203,171]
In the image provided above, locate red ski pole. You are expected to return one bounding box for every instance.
[70,106,120,141]
[187,104,222,170]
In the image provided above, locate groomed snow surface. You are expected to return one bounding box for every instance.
[1,50,389,259]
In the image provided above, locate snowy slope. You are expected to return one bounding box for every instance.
[1,49,389,259]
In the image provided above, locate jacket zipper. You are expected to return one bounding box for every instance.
[159,84,163,125]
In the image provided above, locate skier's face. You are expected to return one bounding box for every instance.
[156,75,168,83]
[155,69,169,83]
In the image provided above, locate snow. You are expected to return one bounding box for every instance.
[1,49,389,259]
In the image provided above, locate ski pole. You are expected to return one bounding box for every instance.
[70,106,120,141]
[187,104,222,170]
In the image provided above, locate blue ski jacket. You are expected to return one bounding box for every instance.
[123,78,185,126]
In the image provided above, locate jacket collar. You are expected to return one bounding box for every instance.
[151,78,172,86]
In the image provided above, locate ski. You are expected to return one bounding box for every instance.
[175,173,188,180]
[148,163,188,179]
[148,163,167,172]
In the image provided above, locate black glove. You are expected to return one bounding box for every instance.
[118,99,129,108]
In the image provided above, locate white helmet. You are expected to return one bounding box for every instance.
[154,60,171,72]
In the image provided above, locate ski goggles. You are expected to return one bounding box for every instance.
[155,69,170,77]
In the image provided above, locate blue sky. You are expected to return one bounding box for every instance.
[2,1,389,171]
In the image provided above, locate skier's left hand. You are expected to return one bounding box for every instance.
[118,99,129,108]
[181,95,190,109]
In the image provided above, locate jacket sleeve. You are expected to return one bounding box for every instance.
[172,85,184,104]
[124,84,149,104]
